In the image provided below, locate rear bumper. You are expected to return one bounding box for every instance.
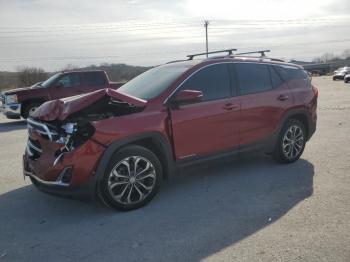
[0,103,21,119]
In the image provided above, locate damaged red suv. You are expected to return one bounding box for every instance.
[23,49,318,211]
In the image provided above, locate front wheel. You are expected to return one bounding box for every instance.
[97,145,162,211]
[273,119,306,164]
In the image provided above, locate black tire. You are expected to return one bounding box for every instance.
[22,102,41,119]
[345,79,349,83]
[97,145,162,211]
[273,119,306,164]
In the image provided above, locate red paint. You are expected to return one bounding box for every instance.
[24,57,318,189]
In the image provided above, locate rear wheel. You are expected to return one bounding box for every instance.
[273,119,306,164]
[97,145,162,211]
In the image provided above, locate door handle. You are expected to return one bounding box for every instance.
[277,94,289,101]
[223,103,238,110]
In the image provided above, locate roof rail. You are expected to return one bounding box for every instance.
[187,48,237,60]
[166,59,190,64]
[235,50,271,57]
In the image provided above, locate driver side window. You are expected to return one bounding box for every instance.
[180,64,231,102]
[57,74,81,88]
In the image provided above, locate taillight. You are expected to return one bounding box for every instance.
[312,85,319,98]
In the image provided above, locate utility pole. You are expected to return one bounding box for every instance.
[204,20,209,57]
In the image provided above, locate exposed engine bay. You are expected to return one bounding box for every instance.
[55,96,143,149]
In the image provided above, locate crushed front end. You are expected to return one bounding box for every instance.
[22,89,146,198]
[23,117,106,197]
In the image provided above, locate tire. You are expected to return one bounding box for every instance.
[273,119,306,164]
[23,102,41,119]
[345,79,349,83]
[97,145,163,211]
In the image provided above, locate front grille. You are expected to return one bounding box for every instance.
[27,118,59,141]
[27,138,42,160]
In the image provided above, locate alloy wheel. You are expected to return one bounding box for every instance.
[282,125,304,160]
[107,156,156,205]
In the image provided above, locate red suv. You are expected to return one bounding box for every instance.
[23,49,318,211]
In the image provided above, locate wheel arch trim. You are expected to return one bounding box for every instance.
[279,108,314,140]
[94,132,175,182]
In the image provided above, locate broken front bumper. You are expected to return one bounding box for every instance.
[23,121,106,198]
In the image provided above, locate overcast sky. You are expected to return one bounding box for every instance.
[0,0,349,71]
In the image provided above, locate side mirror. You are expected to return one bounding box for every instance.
[173,89,203,105]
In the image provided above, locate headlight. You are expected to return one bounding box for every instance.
[5,94,18,104]
[62,123,77,134]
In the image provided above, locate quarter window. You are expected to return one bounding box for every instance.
[274,65,311,88]
[273,65,308,81]
[180,64,231,101]
[236,63,272,95]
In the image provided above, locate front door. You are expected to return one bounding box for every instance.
[170,63,240,160]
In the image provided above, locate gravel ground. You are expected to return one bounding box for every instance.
[0,76,349,262]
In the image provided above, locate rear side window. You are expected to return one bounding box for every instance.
[235,63,272,95]
[57,74,81,88]
[180,64,231,101]
[85,72,106,86]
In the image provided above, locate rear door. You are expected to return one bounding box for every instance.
[82,72,108,93]
[49,73,83,99]
[170,63,241,159]
[233,63,293,146]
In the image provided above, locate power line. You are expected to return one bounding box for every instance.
[0,17,348,34]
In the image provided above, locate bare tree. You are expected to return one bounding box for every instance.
[16,66,48,86]
[341,49,350,60]
[312,52,337,63]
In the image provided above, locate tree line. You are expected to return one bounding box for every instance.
[1,49,349,91]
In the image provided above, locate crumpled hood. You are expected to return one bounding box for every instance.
[31,88,147,121]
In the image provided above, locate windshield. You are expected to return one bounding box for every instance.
[41,73,62,88]
[117,64,191,100]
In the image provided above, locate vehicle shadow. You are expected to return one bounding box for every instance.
[0,155,314,262]
[0,120,26,133]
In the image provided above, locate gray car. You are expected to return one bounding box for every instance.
[333,67,350,80]
[344,74,350,83]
